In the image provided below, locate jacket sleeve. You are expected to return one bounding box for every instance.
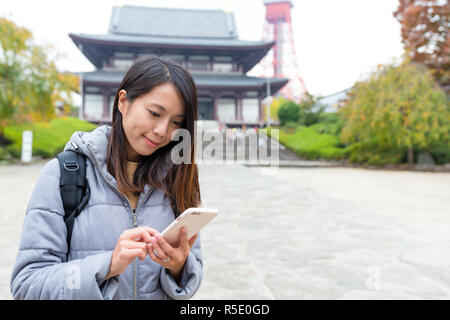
[10,158,120,300]
[159,233,203,300]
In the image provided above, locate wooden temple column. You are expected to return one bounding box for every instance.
[258,94,264,126]
[237,93,243,122]
[101,88,110,121]
[213,92,219,121]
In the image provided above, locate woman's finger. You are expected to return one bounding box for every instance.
[151,237,169,261]
[124,248,147,261]
[188,233,198,249]
[141,226,160,237]
[122,240,147,251]
[179,227,189,252]
[155,233,175,256]
[121,227,152,242]
[147,243,163,263]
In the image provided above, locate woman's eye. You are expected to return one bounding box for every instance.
[148,110,160,117]
[173,121,183,126]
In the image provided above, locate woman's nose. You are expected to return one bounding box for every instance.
[153,120,169,138]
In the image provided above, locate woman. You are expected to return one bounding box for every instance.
[10,56,203,300]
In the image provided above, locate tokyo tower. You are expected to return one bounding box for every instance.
[253,0,308,102]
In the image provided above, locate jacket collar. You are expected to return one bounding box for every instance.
[63,125,171,191]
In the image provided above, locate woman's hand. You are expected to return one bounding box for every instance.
[147,227,198,282]
[106,226,158,280]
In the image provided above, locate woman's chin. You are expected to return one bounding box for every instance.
[139,144,161,156]
[139,149,156,157]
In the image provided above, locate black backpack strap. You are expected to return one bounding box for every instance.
[56,150,90,260]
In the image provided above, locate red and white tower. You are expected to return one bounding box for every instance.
[253,0,307,102]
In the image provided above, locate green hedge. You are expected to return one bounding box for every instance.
[3,117,98,159]
[265,118,407,164]
[267,110,449,165]
[342,138,404,165]
[426,143,450,165]
[266,125,346,160]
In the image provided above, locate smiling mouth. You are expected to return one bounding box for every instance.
[143,136,161,147]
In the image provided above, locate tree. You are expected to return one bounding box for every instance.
[277,100,300,126]
[297,92,325,126]
[338,56,449,166]
[264,96,288,122]
[0,17,79,144]
[275,93,325,127]
[393,0,450,92]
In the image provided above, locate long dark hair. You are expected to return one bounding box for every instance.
[107,55,201,216]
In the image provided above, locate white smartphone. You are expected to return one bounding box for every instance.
[161,207,219,246]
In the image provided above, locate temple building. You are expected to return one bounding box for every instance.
[69,5,288,127]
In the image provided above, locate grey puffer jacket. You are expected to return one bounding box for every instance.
[10,125,203,300]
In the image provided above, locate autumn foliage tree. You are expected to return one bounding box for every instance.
[0,17,79,145]
[338,56,449,166]
[264,96,288,122]
[393,0,449,92]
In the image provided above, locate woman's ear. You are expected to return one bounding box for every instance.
[118,89,128,115]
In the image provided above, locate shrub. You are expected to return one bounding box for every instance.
[284,121,298,133]
[318,112,339,124]
[4,117,97,159]
[343,138,404,165]
[298,93,325,126]
[278,126,346,160]
[0,146,12,161]
[278,100,300,126]
[426,143,450,165]
[310,121,344,136]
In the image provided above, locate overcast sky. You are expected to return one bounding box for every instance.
[0,0,404,98]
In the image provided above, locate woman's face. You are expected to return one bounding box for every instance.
[118,82,186,161]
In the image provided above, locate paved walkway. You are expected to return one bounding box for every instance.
[1,160,449,299]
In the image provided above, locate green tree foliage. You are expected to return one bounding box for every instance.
[298,92,325,126]
[277,94,325,127]
[0,17,79,143]
[263,96,288,122]
[277,100,300,126]
[338,56,450,165]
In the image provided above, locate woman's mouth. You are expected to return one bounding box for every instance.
[143,136,160,147]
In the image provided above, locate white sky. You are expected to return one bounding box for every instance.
[0,0,404,98]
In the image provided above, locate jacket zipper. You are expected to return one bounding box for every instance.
[86,145,141,300]
[132,187,155,300]
[132,208,137,300]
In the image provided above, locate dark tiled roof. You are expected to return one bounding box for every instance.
[80,70,287,92]
[69,5,274,72]
[69,32,272,49]
[108,5,238,39]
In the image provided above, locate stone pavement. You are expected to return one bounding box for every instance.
[193,164,450,299]
[1,160,449,299]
